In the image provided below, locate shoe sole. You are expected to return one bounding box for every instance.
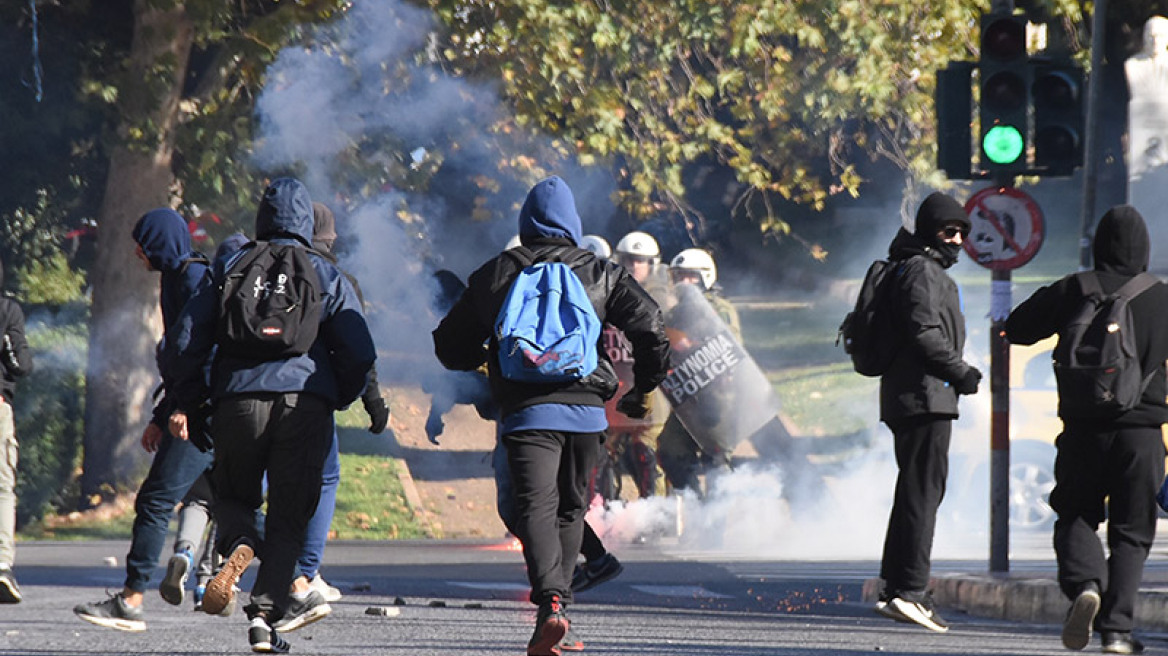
[874,601,913,624]
[273,601,332,633]
[889,598,949,633]
[203,543,253,616]
[1062,590,1101,650]
[573,561,624,594]
[74,611,146,632]
[251,640,290,654]
[559,638,585,652]
[0,578,21,603]
[160,554,190,606]
[528,616,569,656]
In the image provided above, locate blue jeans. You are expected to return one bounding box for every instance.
[297,426,339,580]
[125,430,214,592]
[492,426,519,535]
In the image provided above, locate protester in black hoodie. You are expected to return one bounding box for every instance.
[873,192,981,633]
[1005,205,1168,654]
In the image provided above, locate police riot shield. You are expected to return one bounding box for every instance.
[660,283,782,455]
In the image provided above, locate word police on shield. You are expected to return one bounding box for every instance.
[661,284,782,456]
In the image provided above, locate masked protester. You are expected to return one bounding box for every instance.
[873,192,981,633]
[434,176,669,656]
[1005,205,1168,654]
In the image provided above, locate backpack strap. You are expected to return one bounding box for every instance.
[1113,272,1158,301]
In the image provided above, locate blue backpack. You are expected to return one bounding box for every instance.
[494,247,602,383]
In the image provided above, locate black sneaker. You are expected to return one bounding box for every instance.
[570,553,624,593]
[528,595,569,656]
[204,541,253,616]
[1102,631,1145,655]
[874,592,912,623]
[888,593,949,633]
[0,565,21,603]
[248,617,290,654]
[272,589,332,633]
[160,549,193,606]
[73,593,147,632]
[1062,582,1101,650]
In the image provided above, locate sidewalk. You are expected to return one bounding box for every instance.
[860,526,1168,630]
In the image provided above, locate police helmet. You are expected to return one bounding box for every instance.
[669,248,717,290]
[579,235,612,259]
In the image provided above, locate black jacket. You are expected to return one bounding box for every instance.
[1005,205,1168,427]
[880,228,976,422]
[433,239,670,417]
[0,296,31,403]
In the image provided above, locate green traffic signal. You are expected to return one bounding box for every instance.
[982,124,1024,165]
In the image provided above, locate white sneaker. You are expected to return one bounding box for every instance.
[309,574,342,602]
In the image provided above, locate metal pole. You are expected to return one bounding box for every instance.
[1079,0,1108,270]
[989,268,1011,572]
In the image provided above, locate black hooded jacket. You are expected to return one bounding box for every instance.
[0,263,32,403]
[879,226,976,421]
[1005,205,1168,427]
[433,177,669,417]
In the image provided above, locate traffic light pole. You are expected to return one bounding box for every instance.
[990,265,1011,573]
[1078,0,1107,270]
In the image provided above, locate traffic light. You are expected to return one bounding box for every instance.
[1031,59,1084,174]
[979,11,1030,176]
[936,62,974,180]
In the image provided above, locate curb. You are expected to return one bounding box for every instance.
[864,575,1168,631]
[394,459,436,539]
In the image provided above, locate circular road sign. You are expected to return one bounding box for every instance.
[963,186,1044,271]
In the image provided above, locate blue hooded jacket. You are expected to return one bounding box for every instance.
[132,208,209,331]
[165,178,376,410]
[518,176,582,247]
[132,208,211,426]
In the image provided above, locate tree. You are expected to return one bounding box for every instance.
[423,0,1086,240]
[72,0,346,501]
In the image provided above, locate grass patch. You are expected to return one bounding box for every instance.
[766,362,876,437]
[18,452,424,541]
[334,454,425,539]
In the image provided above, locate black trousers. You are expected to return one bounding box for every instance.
[880,414,951,595]
[503,429,602,606]
[1050,424,1164,633]
[210,393,332,618]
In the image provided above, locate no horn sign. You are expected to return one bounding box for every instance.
[963,186,1044,271]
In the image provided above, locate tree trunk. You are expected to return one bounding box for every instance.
[79,2,193,504]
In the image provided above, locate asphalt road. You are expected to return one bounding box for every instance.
[1,539,1156,655]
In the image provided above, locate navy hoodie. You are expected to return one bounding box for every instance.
[131,208,211,426]
[165,178,376,410]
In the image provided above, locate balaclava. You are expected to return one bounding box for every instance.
[914,192,970,269]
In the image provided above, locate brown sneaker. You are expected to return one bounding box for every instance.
[202,541,254,616]
[527,595,569,656]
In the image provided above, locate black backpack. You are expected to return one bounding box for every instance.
[1053,271,1158,419]
[838,259,901,377]
[217,241,323,359]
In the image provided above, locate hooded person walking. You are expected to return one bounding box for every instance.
[433,176,669,655]
[872,192,982,633]
[1006,205,1168,654]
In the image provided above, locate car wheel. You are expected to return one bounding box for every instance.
[1008,440,1057,531]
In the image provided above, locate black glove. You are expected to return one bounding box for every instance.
[363,395,390,435]
[955,367,982,396]
[616,388,652,419]
[425,407,444,445]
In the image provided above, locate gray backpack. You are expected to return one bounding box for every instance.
[1053,272,1158,419]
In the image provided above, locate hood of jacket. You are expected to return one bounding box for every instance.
[518,176,582,247]
[255,177,314,246]
[214,232,250,263]
[1093,204,1150,275]
[132,208,194,272]
[312,201,337,252]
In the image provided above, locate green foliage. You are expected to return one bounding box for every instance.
[425,0,1080,237]
[334,454,426,539]
[15,253,87,307]
[14,306,88,527]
